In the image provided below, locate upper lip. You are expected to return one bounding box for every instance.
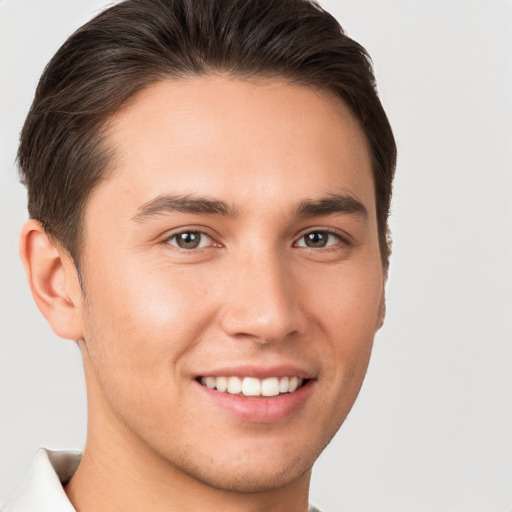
[195,364,316,380]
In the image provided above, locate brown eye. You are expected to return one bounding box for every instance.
[305,232,327,248]
[167,231,210,249]
[296,231,341,249]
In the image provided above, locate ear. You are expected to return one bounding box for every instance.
[376,291,386,330]
[19,220,84,341]
[376,268,387,331]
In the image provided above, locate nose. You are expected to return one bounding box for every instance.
[219,250,305,344]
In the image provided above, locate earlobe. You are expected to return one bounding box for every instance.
[376,267,388,331]
[377,294,386,330]
[376,279,386,331]
[19,220,84,341]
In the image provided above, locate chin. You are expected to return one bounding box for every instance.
[183,453,313,493]
[153,427,332,495]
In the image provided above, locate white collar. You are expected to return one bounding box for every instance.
[3,448,81,512]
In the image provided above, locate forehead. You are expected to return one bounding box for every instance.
[93,75,375,218]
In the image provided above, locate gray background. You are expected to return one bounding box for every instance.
[1,1,511,511]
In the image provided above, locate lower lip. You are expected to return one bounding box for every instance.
[196,380,314,423]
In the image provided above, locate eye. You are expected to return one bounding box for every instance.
[295,230,342,249]
[166,231,212,250]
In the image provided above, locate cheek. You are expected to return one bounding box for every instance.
[305,260,382,386]
[81,258,216,384]
[306,258,384,331]
[80,262,221,436]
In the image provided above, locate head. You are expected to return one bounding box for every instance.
[18,0,396,500]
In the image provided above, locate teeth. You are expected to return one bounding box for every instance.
[216,376,228,392]
[205,376,216,389]
[228,376,243,394]
[242,377,261,396]
[200,375,305,396]
[261,377,279,396]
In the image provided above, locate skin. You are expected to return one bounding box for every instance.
[20,76,385,512]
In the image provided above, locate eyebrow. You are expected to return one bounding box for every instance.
[131,194,238,222]
[295,194,368,219]
[131,192,367,223]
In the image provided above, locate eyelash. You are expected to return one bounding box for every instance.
[165,230,216,250]
[293,229,348,249]
[164,228,349,251]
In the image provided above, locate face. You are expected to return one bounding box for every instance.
[78,76,385,493]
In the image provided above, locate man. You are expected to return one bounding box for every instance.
[4,0,396,510]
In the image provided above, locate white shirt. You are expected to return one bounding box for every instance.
[3,449,322,512]
[2,449,80,512]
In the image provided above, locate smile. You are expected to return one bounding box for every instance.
[199,376,306,397]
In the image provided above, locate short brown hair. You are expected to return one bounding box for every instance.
[18,0,396,269]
